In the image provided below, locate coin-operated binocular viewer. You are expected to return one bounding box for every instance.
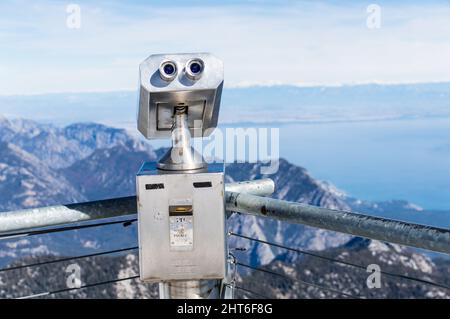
[136,53,226,298]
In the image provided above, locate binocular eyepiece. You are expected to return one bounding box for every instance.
[159,58,205,82]
[159,60,178,81]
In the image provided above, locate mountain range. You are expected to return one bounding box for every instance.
[0,116,448,298]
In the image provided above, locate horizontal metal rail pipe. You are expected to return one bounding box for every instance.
[0,196,137,235]
[3,179,450,255]
[225,192,450,255]
[225,179,275,196]
[0,179,274,235]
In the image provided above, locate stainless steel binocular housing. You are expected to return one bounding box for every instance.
[137,53,224,140]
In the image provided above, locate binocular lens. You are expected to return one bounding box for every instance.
[189,62,202,74]
[159,61,178,81]
[164,64,175,75]
[185,59,204,80]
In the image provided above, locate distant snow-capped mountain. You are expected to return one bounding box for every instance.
[0,141,85,210]
[0,117,154,170]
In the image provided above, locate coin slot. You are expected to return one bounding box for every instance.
[169,205,193,216]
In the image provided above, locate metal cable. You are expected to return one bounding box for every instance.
[236,261,362,299]
[16,274,141,299]
[229,232,450,291]
[226,284,271,299]
[0,246,138,273]
[0,218,137,240]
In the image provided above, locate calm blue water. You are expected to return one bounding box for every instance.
[277,117,450,210]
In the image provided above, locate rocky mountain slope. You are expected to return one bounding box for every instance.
[0,251,158,299]
[225,161,352,266]
[235,237,450,299]
[0,117,155,210]
[0,117,354,267]
[0,116,448,298]
[0,117,155,171]
[1,238,449,299]
[0,141,85,210]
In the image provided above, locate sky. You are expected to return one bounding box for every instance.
[1,0,450,95]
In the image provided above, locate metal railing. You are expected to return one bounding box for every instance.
[1,179,449,254]
[225,192,450,254]
[1,178,450,299]
[0,179,274,235]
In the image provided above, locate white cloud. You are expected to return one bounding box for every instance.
[1,1,450,94]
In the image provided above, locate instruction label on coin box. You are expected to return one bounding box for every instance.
[169,205,193,250]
